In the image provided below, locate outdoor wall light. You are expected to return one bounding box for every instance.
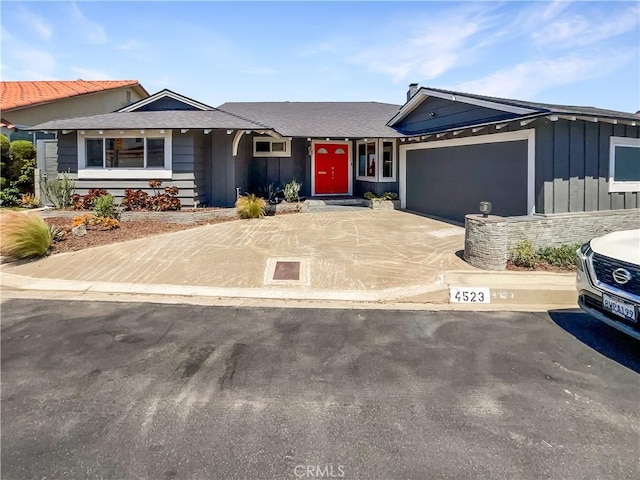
[429,111,436,117]
[479,201,492,217]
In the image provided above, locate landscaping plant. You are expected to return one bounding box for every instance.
[19,193,41,209]
[72,213,120,230]
[537,244,580,270]
[0,212,52,259]
[509,239,537,268]
[283,179,302,202]
[71,189,109,210]
[44,172,75,209]
[236,194,266,219]
[1,136,38,206]
[120,180,181,211]
[92,193,117,218]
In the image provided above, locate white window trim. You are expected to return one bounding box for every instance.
[399,129,536,215]
[311,140,353,197]
[253,136,292,157]
[355,139,397,182]
[77,129,172,179]
[609,136,640,193]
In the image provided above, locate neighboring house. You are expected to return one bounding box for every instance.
[1,80,149,141]
[28,85,639,222]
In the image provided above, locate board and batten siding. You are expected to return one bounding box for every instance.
[535,118,640,214]
[246,136,309,197]
[48,130,198,207]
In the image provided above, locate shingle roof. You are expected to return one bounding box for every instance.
[29,110,269,131]
[418,87,640,121]
[1,80,147,110]
[218,102,403,138]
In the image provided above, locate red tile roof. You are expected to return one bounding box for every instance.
[1,80,145,110]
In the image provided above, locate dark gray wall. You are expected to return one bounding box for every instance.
[192,131,211,206]
[406,140,528,222]
[210,130,237,207]
[245,136,309,197]
[396,96,520,135]
[534,118,639,213]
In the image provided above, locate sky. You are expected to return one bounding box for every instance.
[1,1,639,112]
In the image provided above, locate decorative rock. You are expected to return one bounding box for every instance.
[72,224,87,237]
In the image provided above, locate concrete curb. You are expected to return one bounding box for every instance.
[1,269,578,309]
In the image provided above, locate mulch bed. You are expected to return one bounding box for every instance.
[44,216,236,255]
[506,261,575,273]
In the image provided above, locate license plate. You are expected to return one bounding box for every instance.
[450,287,490,304]
[603,294,637,322]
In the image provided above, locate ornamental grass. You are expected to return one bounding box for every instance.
[0,211,52,259]
[235,194,266,219]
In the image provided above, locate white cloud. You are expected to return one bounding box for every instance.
[455,52,634,99]
[69,2,107,45]
[532,5,640,47]
[302,5,498,83]
[16,7,54,42]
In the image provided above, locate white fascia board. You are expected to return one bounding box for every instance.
[118,90,214,112]
[388,89,539,127]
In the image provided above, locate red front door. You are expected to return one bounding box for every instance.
[314,143,349,195]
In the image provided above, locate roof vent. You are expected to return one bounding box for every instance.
[407,83,419,101]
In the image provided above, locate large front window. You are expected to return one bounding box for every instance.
[356,139,396,181]
[86,137,165,168]
[78,130,172,179]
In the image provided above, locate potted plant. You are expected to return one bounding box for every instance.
[364,191,400,210]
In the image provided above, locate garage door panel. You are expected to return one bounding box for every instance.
[406,141,528,222]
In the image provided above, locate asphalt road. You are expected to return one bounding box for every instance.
[1,298,639,480]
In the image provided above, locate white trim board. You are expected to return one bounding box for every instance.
[310,140,353,197]
[609,136,640,193]
[388,89,537,126]
[399,129,536,215]
[118,89,214,112]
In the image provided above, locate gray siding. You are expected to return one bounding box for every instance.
[134,97,202,111]
[192,131,211,206]
[534,119,640,213]
[244,136,309,197]
[396,96,520,135]
[210,130,237,207]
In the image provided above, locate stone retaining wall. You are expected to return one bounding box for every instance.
[464,209,640,270]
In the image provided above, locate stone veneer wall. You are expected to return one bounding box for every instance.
[464,209,640,270]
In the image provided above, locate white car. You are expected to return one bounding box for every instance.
[576,229,640,340]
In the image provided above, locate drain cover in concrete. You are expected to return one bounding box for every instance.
[273,261,300,281]
[264,258,310,286]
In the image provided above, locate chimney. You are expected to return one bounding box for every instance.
[407,83,419,101]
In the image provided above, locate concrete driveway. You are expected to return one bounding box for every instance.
[2,209,473,301]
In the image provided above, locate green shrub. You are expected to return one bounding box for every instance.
[236,194,266,219]
[43,172,75,209]
[509,240,536,268]
[93,193,117,218]
[0,212,52,259]
[381,192,398,200]
[537,244,580,270]
[283,179,302,202]
[9,140,37,194]
[363,191,376,200]
[0,185,21,206]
